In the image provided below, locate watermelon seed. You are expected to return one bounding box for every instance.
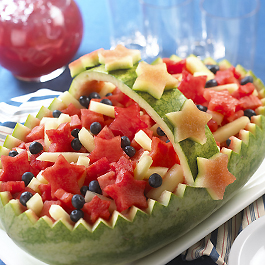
[8,150,19,157]
[70,209,84,222]
[22,172,34,186]
[19,191,33,207]
[29,141,43,154]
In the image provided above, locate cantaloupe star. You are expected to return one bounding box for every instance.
[133,61,179,99]
[194,153,236,200]
[98,44,141,71]
[166,99,212,144]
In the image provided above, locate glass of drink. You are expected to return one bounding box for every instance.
[0,0,83,82]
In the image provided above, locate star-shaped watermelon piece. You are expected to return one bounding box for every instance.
[132,61,179,99]
[0,150,31,181]
[194,153,236,200]
[98,44,141,71]
[42,154,86,198]
[83,195,111,223]
[103,170,147,212]
[166,99,212,144]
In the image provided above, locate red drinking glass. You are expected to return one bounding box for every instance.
[0,0,83,82]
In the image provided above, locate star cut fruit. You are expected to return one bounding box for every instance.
[0,45,265,265]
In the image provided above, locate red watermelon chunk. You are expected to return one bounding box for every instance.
[83,195,111,223]
[163,58,186,74]
[109,103,148,141]
[42,154,86,198]
[54,188,75,212]
[0,181,25,194]
[25,123,44,142]
[88,136,129,164]
[149,137,180,169]
[231,83,255,99]
[0,151,31,182]
[84,157,110,185]
[70,114,82,130]
[104,170,147,212]
[238,94,262,111]
[96,126,115,140]
[46,122,74,152]
[39,183,52,201]
[97,171,116,196]
[81,108,104,130]
[39,200,63,221]
[61,103,81,117]
[178,70,207,105]
[110,156,135,175]
[215,69,238,85]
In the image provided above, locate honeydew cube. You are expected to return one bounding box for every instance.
[98,82,116,97]
[41,117,59,150]
[89,100,115,118]
[26,193,43,216]
[174,183,187,197]
[48,97,67,112]
[134,130,152,151]
[147,164,184,201]
[149,124,160,136]
[77,156,90,167]
[37,152,89,163]
[49,204,71,223]
[57,113,71,125]
[78,127,95,152]
[36,171,49,184]
[209,83,238,93]
[28,177,42,193]
[58,91,83,109]
[134,153,153,180]
[24,114,41,129]
[144,167,169,180]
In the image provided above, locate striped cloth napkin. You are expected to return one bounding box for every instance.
[0,88,264,265]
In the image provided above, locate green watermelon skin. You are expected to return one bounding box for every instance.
[0,60,265,264]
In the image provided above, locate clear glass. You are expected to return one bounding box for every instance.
[200,0,260,69]
[0,0,83,82]
[107,0,146,52]
[140,0,193,61]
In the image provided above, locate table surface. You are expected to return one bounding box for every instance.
[0,1,265,264]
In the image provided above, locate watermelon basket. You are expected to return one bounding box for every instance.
[1,45,265,265]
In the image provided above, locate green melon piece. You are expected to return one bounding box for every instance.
[48,98,67,112]
[203,57,217,65]
[1,55,265,265]
[3,135,22,150]
[235,64,247,78]
[169,54,182,62]
[24,114,40,129]
[36,106,52,120]
[11,123,31,142]
[151,57,163,65]
[218,59,232,69]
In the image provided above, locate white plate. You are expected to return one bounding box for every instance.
[228,214,265,265]
[1,160,265,265]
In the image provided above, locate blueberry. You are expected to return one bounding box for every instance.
[52,110,62,118]
[226,138,231,147]
[22,172,34,186]
[8,150,19,157]
[121,136,131,149]
[206,64,219,74]
[156,127,165,136]
[100,98,113,106]
[124,146,136,157]
[29,141,43,154]
[79,95,90,108]
[205,79,218,88]
[89,180,102,194]
[71,138,82,151]
[72,194,85,209]
[70,209,84,222]
[196,104,208,112]
[148,173,163,188]
[20,191,33,206]
[244,109,256,119]
[71,128,80,138]
[240,76,254,85]
[90,122,102,135]
[105,93,113,97]
[89,92,101,100]
[80,185,89,196]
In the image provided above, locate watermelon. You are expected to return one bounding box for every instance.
[0,44,265,265]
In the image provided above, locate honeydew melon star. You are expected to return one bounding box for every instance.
[98,44,141,71]
[166,99,212,144]
[132,61,179,99]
